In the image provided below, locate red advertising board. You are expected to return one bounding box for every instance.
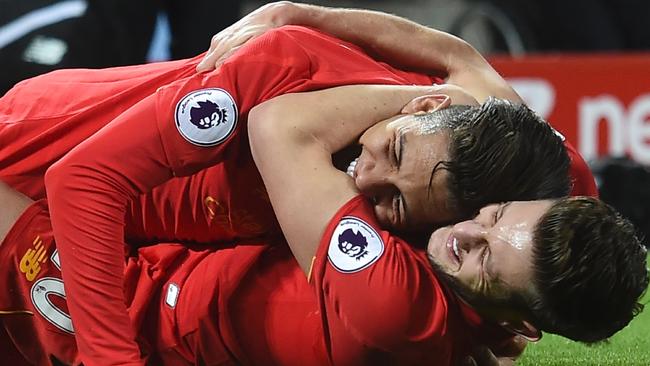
[489,54,650,164]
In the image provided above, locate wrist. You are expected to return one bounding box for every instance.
[268,1,303,27]
[282,1,332,28]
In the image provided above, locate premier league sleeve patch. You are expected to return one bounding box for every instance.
[174,88,238,146]
[327,216,384,273]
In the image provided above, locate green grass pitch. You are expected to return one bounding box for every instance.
[518,255,650,365]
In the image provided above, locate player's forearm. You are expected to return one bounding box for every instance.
[249,119,337,273]
[45,163,145,365]
[280,2,521,103]
[282,2,462,75]
[42,95,179,365]
[249,85,435,154]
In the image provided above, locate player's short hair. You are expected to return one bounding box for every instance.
[439,98,571,219]
[528,196,649,342]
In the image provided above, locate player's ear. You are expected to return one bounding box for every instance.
[401,94,451,114]
[499,320,542,342]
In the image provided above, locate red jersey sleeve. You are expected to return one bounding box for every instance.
[0,56,202,200]
[311,196,455,365]
[153,26,435,176]
[564,140,599,197]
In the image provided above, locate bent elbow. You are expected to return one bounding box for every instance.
[248,102,284,159]
[44,158,71,199]
[44,155,94,206]
[247,103,268,141]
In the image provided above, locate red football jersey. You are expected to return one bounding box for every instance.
[311,195,516,365]
[42,26,437,365]
[127,197,514,365]
[0,56,201,200]
[0,200,506,366]
[132,243,324,365]
[0,56,277,244]
[0,202,313,365]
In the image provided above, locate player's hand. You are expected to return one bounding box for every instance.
[463,335,527,366]
[197,1,294,72]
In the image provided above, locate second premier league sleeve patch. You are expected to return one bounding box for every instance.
[328,216,384,273]
[174,88,238,146]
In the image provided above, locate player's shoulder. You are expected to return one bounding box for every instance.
[319,196,450,334]
[323,195,433,277]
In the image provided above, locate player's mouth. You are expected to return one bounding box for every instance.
[346,157,359,178]
[447,234,462,270]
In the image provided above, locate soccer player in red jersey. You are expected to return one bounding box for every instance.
[0,161,645,365]
[0,180,529,365]
[249,82,647,364]
[1,6,597,364]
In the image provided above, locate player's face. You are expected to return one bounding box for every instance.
[346,84,479,232]
[426,200,553,313]
[349,116,455,231]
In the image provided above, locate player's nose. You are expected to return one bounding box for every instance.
[451,220,487,252]
[356,172,396,203]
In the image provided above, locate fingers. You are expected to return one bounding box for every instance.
[197,25,268,72]
[197,20,240,72]
[197,53,215,73]
[213,46,241,69]
[197,34,232,72]
[510,335,528,355]
[197,33,226,72]
[197,2,292,73]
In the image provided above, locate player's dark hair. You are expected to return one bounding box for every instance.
[437,98,570,219]
[527,196,649,342]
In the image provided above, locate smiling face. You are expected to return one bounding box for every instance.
[351,116,455,230]
[348,84,480,231]
[426,200,553,317]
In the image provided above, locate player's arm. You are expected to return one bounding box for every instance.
[44,94,177,365]
[198,1,521,104]
[249,84,438,273]
[44,84,235,364]
[45,89,234,365]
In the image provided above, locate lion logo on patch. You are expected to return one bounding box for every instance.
[189,100,228,129]
[174,88,238,147]
[338,228,369,260]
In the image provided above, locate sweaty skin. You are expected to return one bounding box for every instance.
[497,223,532,251]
